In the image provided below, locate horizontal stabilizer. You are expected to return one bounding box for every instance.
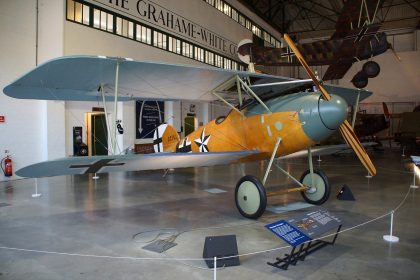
[16,151,259,178]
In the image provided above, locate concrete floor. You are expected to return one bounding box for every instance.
[0,150,419,279]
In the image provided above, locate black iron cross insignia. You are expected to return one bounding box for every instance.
[70,159,125,174]
[176,138,192,153]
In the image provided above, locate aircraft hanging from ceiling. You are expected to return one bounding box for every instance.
[238,0,400,89]
[4,35,376,219]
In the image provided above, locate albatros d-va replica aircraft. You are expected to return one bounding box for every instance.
[4,35,376,219]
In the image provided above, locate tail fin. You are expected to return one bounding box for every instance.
[153,124,180,153]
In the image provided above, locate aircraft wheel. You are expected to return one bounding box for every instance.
[300,170,330,205]
[235,175,267,219]
[351,71,368,89]
[363,61,380,78]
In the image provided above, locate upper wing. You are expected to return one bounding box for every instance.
[3,56,295,102]
[15,151,259,178]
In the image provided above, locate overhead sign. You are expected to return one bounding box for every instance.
[89,0,241,59]
[266,207,342,246]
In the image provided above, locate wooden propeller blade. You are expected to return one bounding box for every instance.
[283,34,331,101]
[283,33,376,176]
[339,120,377,176]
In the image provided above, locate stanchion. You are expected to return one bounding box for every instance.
[317,155,322,162]
[401,147,405,157]
[383,211,399,243]
[32,178,41,198]
[410,166,418,189]
[213,257,217,280]
[92,173,99,180]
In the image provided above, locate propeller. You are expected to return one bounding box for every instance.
[283,34,377,176]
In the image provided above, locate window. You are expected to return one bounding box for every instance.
[245,19,251,30]
[215,0,223,11]
[239,14,245,26]
[82,4,89,25]
[195,47,204,62]
[223,58,231,69]
[182,42,193,58]
[214,54,223,67]
[67,0,75,21]
[116,17,133,38]
[153,31,167,49]
[128,21,134,38]
[74,2,82,23]
[231,9,238,22]
[136,24,152,44]
[206,51,214,65]
[169,37,181,54]
[116,17,122,35]
[66,0,242,71]
[252,25,261,37]
[223,3,231,17]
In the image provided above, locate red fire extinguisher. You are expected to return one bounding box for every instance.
[1,155,12,177]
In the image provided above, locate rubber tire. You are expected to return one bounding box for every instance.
[235,175,267,219]
[300,170,330,205]
[362,61,380,78]
[351,71,368,89]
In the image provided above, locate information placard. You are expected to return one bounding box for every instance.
[266,207,342,246]
[265,220,311,246]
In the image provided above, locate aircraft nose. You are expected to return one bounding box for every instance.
[318,95,348,130]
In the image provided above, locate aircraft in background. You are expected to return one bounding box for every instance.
[238,0,400,89]
[4,35,376,219]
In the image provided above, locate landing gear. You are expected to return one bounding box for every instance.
[300,169,331,205]
[235,175,267,219]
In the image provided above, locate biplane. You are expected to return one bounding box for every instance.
[238,0,398,89]
[3,35,376,219]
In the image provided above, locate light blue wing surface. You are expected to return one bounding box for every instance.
[3,55,371,103]
[16,151,260,178]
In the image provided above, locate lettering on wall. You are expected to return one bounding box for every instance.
[93,0,239,58]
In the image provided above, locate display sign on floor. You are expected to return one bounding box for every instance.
[265,207,342,246]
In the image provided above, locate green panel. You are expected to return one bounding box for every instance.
[91,114,108,156]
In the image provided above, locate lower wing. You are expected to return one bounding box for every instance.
[16,151,259,178]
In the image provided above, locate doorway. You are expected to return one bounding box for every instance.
[86,113,108,156]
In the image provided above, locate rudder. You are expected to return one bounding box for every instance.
[153,124,180,153]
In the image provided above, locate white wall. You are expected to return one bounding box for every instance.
[0,0,41,181]
[340,50,420,103]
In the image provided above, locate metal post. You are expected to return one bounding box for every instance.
[32,178,41,198]
[411,165,419,189]
[351,92,360,128]
[213,257,217,280]
[262,137,282,185]
[93,173,99,180]
[383,210,399,242]
[308,147,315,189]
[112,60,120,155]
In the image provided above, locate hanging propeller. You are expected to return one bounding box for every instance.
[283,34,377,176]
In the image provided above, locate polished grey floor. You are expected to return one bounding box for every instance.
[1,150,419,279]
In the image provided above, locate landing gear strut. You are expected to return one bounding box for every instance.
[300,169,331,205]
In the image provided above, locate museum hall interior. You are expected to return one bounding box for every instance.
[1,0,419,279]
